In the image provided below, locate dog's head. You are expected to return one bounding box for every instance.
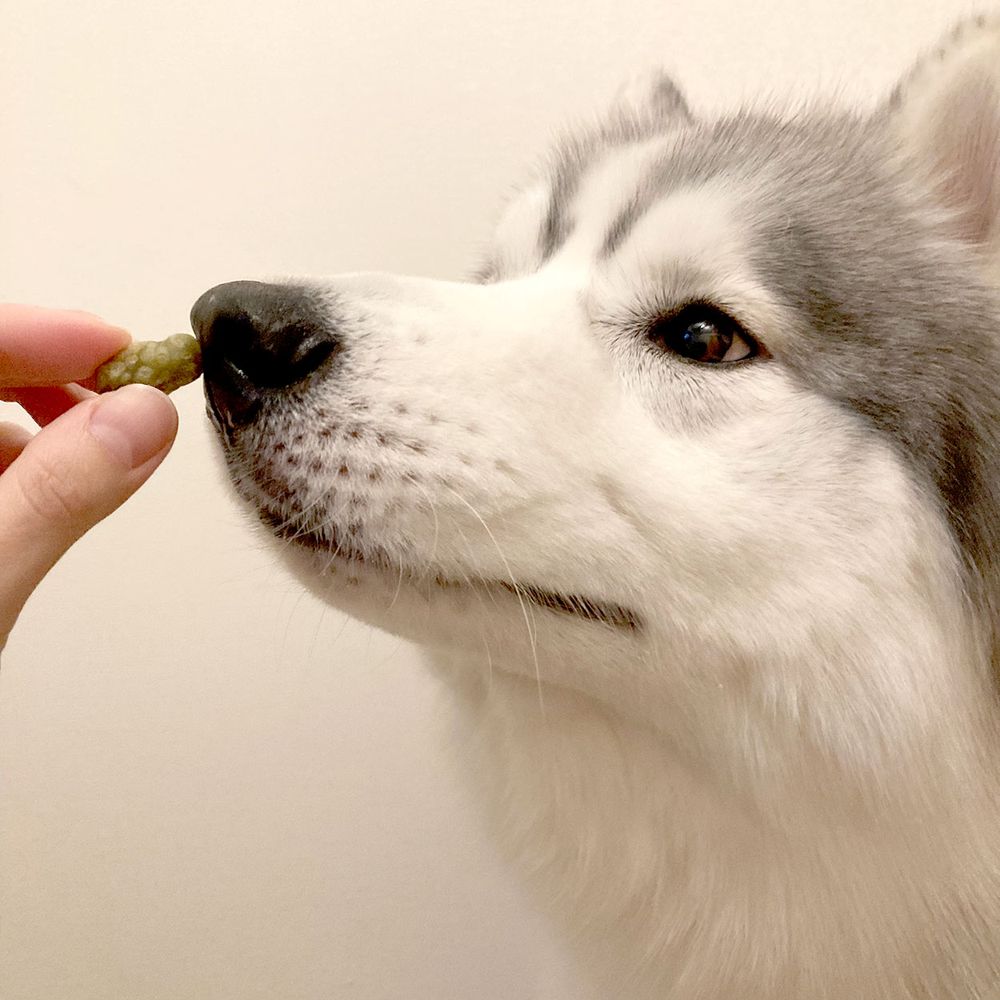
[194,19,1000,771]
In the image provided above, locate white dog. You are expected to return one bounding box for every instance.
[192,16,1000,998]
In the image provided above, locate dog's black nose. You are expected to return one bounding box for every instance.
[191,280,338,427]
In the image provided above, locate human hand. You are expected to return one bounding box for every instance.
[0,305,178,651]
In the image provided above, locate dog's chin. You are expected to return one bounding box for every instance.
[265,517,643,638]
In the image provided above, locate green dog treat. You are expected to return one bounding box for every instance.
[96,334,202,395]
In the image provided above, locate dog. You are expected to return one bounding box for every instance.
[191,15,1000,998]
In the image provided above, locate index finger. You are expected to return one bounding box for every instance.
[0,304,131,387]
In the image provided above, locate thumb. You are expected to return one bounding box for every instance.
[0,384,178,646]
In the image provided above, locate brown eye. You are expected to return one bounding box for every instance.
[647,305,758,364]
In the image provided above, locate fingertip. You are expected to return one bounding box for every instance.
[0,304,132,386]
[63,309,132,346]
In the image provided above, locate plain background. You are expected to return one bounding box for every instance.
[0,0,985,997]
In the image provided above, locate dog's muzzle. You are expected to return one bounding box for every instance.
[190,280,338,429]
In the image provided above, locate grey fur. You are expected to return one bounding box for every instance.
[541,106,1000,676]
[742,115,1000,675]
[494,93,1000,673]
[539,72,693,265]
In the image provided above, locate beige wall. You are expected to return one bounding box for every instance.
[0,0,979,997]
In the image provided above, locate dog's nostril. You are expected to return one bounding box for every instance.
[207,313,335,388]
[270,325,338,386]
[190,280,339,427]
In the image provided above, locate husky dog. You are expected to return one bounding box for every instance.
[192,16,1000,999]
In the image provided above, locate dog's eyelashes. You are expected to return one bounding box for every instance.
[646,304,759,365]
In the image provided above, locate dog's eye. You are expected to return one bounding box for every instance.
[647,305,757,364]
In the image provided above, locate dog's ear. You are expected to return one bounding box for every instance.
[612,70,693,128]
[887,16,1000,262]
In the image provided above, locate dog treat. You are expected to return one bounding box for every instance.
[95,334,202,395]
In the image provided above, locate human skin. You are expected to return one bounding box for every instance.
[0,304,178,649]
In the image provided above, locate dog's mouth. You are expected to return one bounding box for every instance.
[259,508,642,632]
[496,582,641,631]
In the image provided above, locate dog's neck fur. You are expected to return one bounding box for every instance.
[424,492,1000,1000]
[435,644,1000,1000]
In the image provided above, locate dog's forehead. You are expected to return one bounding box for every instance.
[541,112,875,264]
[545,135,742,278]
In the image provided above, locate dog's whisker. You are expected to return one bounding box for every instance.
[441,483,544,716]
[388,553,406,612]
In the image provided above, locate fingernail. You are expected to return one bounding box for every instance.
[88,384,178,469]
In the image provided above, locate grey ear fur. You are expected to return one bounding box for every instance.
[614,70,693,128]
[888,15,1000,260]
